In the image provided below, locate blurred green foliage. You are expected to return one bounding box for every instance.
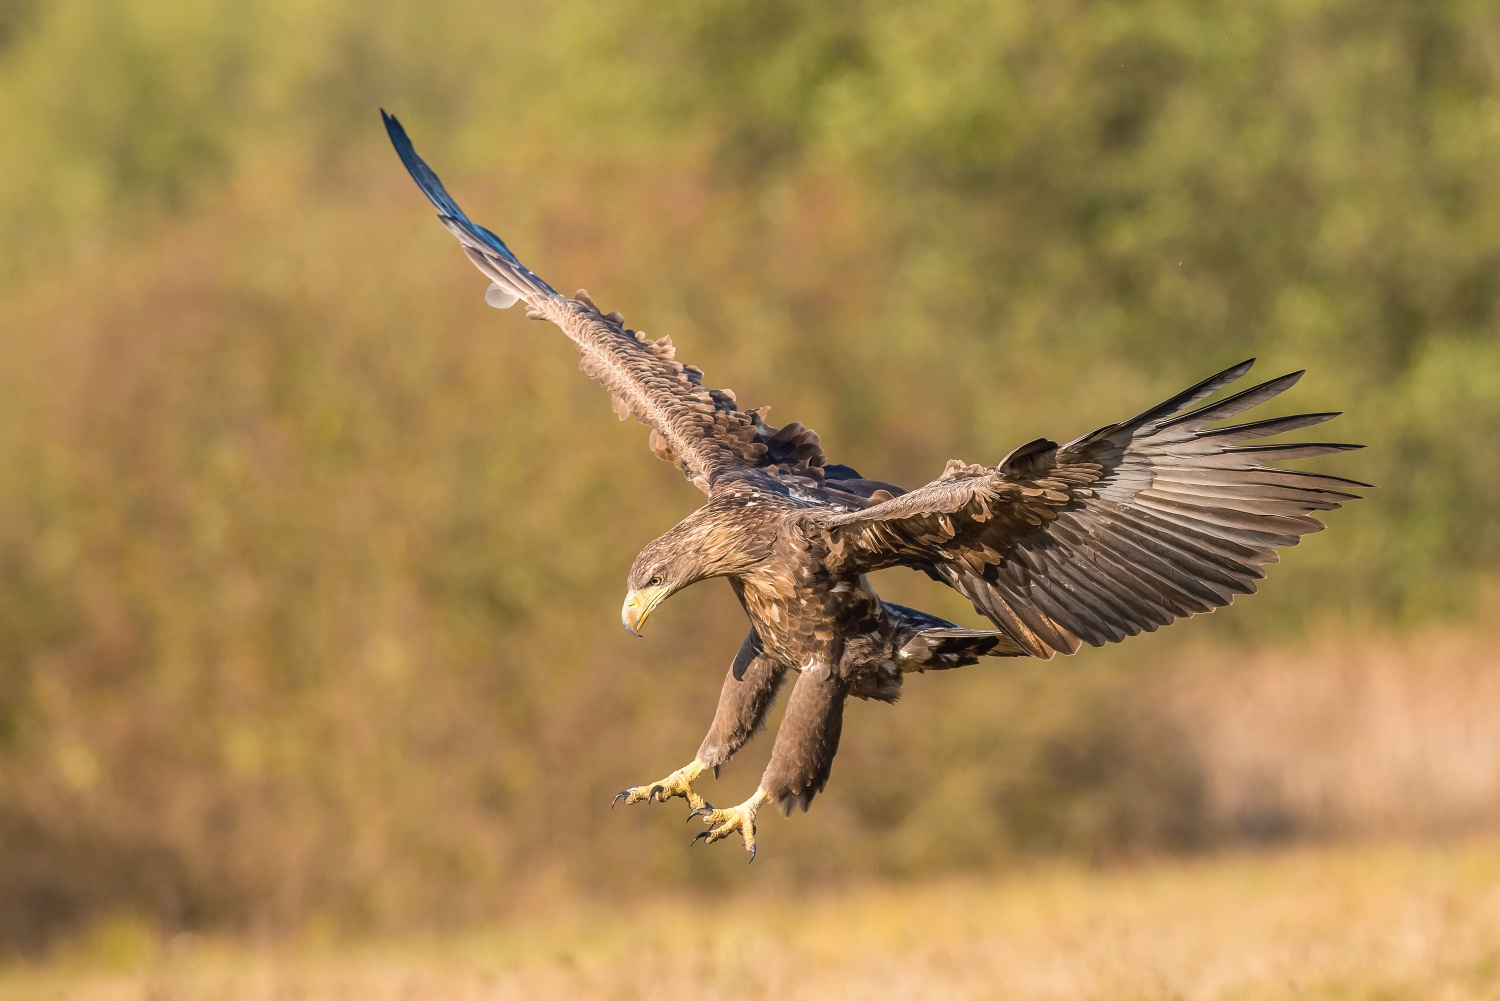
[0,0,1494,949]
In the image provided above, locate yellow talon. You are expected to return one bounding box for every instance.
[612,760,709,811]
[690,788,769,862]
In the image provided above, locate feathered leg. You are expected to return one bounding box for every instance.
[761,665,850,815]
[613,631,787,812]
[697,633,790,771]
[691,664,850,860]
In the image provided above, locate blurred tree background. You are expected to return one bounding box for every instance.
[0,0,1496,950]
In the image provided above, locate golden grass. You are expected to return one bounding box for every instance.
[8,840,1500,1001]
[1167,623,1500,840]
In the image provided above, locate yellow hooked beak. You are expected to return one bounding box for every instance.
[621,585,668,637]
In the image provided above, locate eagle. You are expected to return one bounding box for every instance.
[383,111,1364,861]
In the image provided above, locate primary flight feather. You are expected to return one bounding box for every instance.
[383,110,1365,861]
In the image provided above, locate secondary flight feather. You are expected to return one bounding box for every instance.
[384,110,1365,861]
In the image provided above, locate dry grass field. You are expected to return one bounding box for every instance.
[6,840,1500,1001]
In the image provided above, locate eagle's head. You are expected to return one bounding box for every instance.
[620,544,688,637]
[621,500,770,636]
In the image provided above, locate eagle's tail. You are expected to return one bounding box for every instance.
[899,627,1026,670]
[885,602,1027,670]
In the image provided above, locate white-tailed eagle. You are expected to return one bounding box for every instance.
[384,111,1364,861]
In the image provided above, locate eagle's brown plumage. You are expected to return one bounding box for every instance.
[385,111,1365,859]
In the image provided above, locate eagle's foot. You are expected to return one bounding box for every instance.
[689,788,769,862]
[611,759,709,811]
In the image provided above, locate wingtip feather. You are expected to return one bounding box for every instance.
[1113,358,1259,436]
[383,110,544,290]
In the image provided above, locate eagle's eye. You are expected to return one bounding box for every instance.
[649,574,663,587]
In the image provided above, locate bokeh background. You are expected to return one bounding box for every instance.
[0,0,1498,985]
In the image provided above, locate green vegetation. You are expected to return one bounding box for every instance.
[0,0,1495,948]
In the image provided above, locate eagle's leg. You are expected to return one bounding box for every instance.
[696,635,790,773]
[691,666,849,859]
[613,631,788,812]
[761,666,849,816]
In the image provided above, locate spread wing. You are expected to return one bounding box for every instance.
[384,111,852,496]
[816,361,1366,658]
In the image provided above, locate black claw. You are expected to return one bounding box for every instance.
[748,844,756,864]
[691,831,712,846]
[687,806,713,822]
[611,789,630,809]
[649,784,664,803]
